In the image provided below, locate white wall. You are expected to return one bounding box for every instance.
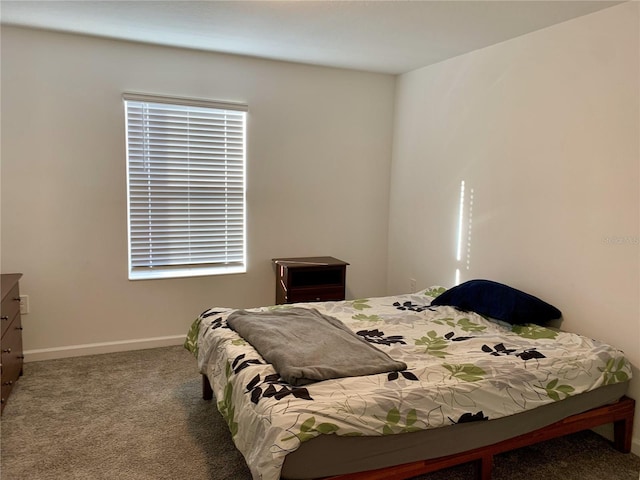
[388,2,639,453]
[0,27,395,358]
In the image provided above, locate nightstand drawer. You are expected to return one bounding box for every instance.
[286,286,346,304]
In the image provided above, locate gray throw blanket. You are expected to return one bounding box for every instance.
[226,307,407,386]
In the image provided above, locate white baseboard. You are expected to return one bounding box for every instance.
[23,335,186,362]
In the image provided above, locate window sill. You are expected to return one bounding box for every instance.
[128,265,246,281]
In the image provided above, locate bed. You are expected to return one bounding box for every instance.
[184,283,634,480]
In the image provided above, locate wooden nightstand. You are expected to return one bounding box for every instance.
[1,273,24,414]
[273,257,349,305]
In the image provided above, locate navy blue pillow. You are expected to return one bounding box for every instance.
[430,279,561,325]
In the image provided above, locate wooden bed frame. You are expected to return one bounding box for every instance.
[202,374,635,480]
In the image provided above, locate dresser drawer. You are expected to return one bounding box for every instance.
[1,273,24,414]
[1,315,23,409]
[1,383,13,410]
[1,283,20,338]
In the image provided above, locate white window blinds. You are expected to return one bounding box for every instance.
[123,93,247,280]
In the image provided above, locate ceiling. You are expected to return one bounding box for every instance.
[0,0,624,74]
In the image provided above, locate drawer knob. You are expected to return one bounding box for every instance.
[2,348,11,354]
[12,297,20,302]
[17,326,23,330]
[1,316,8,321]
[17,355,24,360]
[2,381,12,386]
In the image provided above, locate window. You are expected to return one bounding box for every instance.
[123,93,247,280]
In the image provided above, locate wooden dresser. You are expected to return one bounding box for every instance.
[1,273,24,413]
[273,257,348,305]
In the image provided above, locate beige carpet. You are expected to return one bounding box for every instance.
[1,345,639,479]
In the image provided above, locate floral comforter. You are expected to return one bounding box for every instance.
[184,287,631,480]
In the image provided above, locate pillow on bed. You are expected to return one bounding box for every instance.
[430,279,561,325]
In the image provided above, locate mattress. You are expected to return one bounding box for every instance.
[186,287,632,480]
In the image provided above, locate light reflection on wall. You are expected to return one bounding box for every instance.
[455,180,474,286]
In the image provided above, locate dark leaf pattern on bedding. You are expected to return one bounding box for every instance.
[517,349,546,361]
[202,316,230,337]
[232,353,263,374]
[245,373,313,404]
[448,411,489,424]
[387,370,419,381]
[393,301,434,313]
[210,317,229,329]
[482,343,546,361]
[356,329,406,346]
[482,343,516,356]
[251,387,263,404]
[444,331,474,342]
